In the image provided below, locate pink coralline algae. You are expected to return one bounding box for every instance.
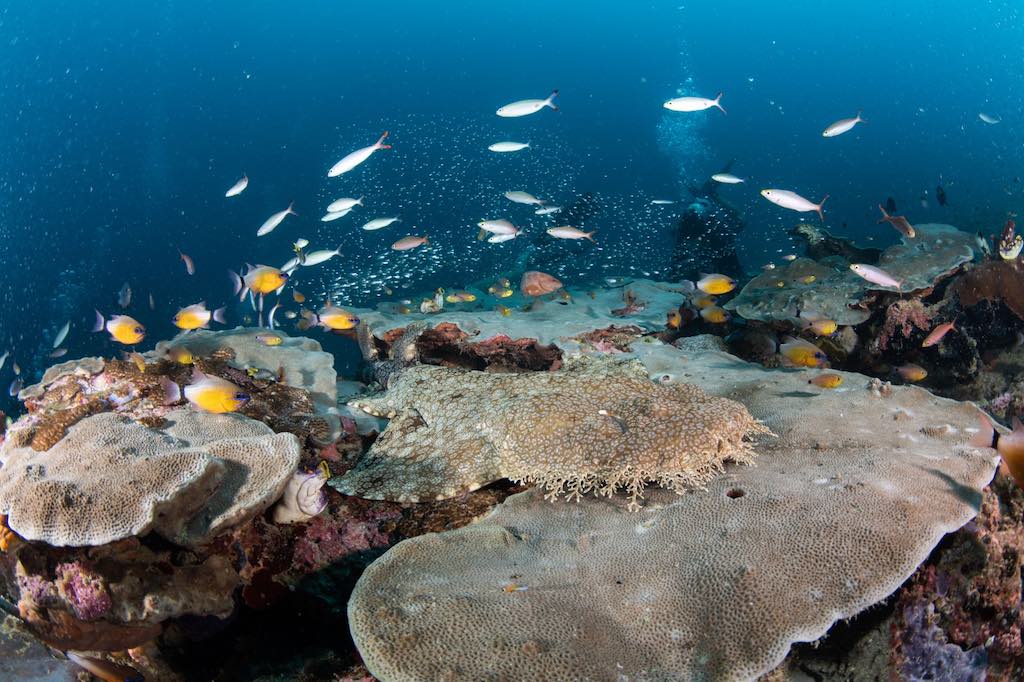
[291,507,397,572]
[877,300,935,351]
[55,561,112,621]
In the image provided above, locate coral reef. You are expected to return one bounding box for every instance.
[728,223,975,325]
[335,355,769,508]
[952,258,1024,320]
[347,343,996,681]
[0,409,300,547]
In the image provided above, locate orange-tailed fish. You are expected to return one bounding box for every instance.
[877,205,915,239]
[895,363,928,382]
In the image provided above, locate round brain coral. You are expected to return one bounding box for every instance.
[334,356,770,509]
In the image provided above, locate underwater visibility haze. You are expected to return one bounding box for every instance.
[1,1,1024,680]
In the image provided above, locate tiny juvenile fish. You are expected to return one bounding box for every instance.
[895,363,928,382]
[808,373,843,388]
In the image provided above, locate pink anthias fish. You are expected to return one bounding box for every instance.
[849,263,902,290]
[921,321,956,348]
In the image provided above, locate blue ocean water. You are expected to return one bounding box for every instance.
[1,0,1022,413]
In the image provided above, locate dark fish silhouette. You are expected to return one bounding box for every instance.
[884,196,897,214]
[936,185,947,206]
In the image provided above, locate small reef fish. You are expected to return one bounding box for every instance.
[691,294,717,309]
[392,235,428,251]
[233,265,290,296]
[535,206,562,215]
[445,291,477,303]
[496,90,558,117]
[850,263,902,290]
[321,209,352,222]
[165,346,194,364]
[803,319,837,336]
[66,651,144,682]
[0,350,8,370]
[505,190,545,205]
[969,413,1024,487]
[488,233,518,243]
[711,173,745,184]
[302,247,342,266]
[173,302,227,330]
[822,111,864,137]
[125,351,146,373]
[783,254,797,261]
[895,363,928,382]
[311,304,360,330]
[362,216,401,231]
[496,304,512,316]
[177,371,250,414]
[292,290,306,303]
[49,348,68,358]
[547,226,595,242]
[667,310,683,329]
[178,249,196,275]
[327,197,363,212]
[700,305,729,323]
[878,204,915,239]
[808,373,843,388]
[696,273,736,295]
[257,203,297,236]
[488,141,530,152]
[8,378,22,397]
[521,270,563,297]
[936,184,947,206]
[651,199,676,205]
[118,282,132,308]
[328,131,391,176]
[294,238,310,249]
[256,333,283,346]
[978,112,1001,125]
[92,312,145,345]
[149,293,155,310]
[760,189,828,222]
[780,337,828,368]
[52,320,70,348]
[225,174,248,198]
[921,321,956,348]
[663,92,726,114]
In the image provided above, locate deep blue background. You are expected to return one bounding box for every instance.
[1,0,1022,406]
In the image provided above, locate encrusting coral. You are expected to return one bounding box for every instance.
[334,355,770,510]
[347,343,998,682]
[0,409,300,547]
